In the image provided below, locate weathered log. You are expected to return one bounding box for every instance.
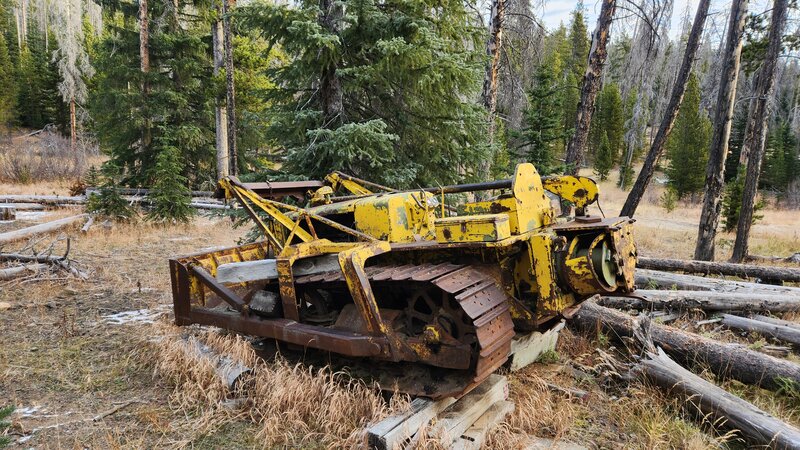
[0,203,45,211]
[86,186,215,197]
[571,301,800,391]
[635,269,800,295]
[638,257,800,283]
[750,314,800,331]
[81,216,94,233]
[0,214,89,246]
[747,253,800,265]
[720,314,800,347]
[0,252,87,279]
[641,348,800,449]
[0,263,46,280]
[601,290,800,313]
[0,195,86,205]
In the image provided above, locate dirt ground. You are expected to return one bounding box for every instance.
[1,178,799,449]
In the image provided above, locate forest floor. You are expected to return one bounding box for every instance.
[1,175,799,449]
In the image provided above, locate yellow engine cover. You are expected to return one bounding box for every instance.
[434,214,511,243]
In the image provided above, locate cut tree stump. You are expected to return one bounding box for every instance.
[600,290,800,313]
[720,314,800,347]
[0,214,88,246]
[367,374,510,450]
[635,269,800,296]
[641,348,800,449]
[571,300,800,391]
[637,256,800,283]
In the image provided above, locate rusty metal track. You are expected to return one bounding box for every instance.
[296,262,516,392]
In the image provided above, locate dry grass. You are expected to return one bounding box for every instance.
[581,168,800,260]
[149,324,409,449]
[0,128,100,184]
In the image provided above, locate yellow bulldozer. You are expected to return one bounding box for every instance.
[169,163,636,397]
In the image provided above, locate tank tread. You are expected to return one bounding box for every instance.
[295,262,515,392]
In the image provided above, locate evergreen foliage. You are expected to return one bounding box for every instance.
[91,0,214,187]
[762,121,799,194]
[15,25,65,131]
[518,62,565,175]
[590,82,624,162]
[237,0,489,188]
[0,404,12,448]
[721,167,765,232]
[724,107,748,182]
[86,163,137,221]
[146,144,194,223]
[594,132,613,180]
[665,74,711,199]
[0,33,13,128]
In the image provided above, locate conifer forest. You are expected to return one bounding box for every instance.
[1,0,800,447]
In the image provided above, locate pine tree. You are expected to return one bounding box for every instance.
[86,162,137,221]
[15,25,64,130]
[237,0,489,188]
[594,132,613,180]
[590,83,624,162]
[0,33,13,129]
[762,122,799,193]
[91,0,215,189]
[518,62,565,175]
[0,404,12,448]
[666,74,711,199]
[724,107,748,182]
[147,145,194,223]
[561,6,588,142]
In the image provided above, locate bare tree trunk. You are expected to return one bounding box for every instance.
[222,0,238,175]
[69,96,76,153]
[564,0,616,176]
[139,0,151,151]
[694,0,748,261]
[730,0,789,263]
[319,0,343,125]
[481,0,504,142]
[212,5,229,181]
[620,0,710,217]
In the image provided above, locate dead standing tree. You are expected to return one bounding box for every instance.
[223,0,238,175]
[694,0,748,261]
[564,0,616,176]
[482,0,505,145]
[620,0,711,217]
[730,0,789,263]
[213,0,229,180]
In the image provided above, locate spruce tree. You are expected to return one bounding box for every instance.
[91,0,215,188]
[594,132,613,180]
[665,74,711,199]
[86,162,138,221]
[518,62,565,175]
[763,122,799,193]
[0,33,13,129]
[590,83,624,162]
[146,145,194,223]
[237,0,489,188]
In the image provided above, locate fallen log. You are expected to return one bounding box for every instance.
[86,186,215,197]
[638,256,800,283]
[0,194,86,205]
[81,216,94,233]
[0,214,89,246]
[720,314,800,347]
[0,252,86,279]
[571,300,800,391]
[600,290,800,313]
[747,252,800,265]
[635,269,800,295]
[0,263,46,280]
[751,314,800,331]
[0,203,45,211]
[641,348,800,449]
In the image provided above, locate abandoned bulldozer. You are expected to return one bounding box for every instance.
[170,163,636,397]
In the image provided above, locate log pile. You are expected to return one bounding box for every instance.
[575,255,800,448]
